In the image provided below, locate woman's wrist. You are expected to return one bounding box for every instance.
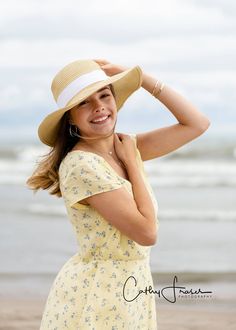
[151,81,165,98]
[141,71,165,98]
[125,159,140,175]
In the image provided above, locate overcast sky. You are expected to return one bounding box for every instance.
[1,0,235,140]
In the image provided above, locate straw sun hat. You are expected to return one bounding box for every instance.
[38,59,143,146]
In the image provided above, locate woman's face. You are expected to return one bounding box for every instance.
[69,85,117,137]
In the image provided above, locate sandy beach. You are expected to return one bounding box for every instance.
[0,297,235,330]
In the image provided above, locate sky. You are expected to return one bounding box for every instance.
[1,0,235,142]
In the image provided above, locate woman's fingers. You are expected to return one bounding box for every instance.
[115,133,122,141]
[93,58,110,65]
[116,132,128,139]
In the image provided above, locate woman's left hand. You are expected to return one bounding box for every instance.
[93,59,129,76]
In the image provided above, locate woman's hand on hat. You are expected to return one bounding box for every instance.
[93,59,129,77]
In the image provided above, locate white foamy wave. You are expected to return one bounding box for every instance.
[0,144,51,184]
[0,144,48,161]
[12,202,236,222]
[0,159,37,184]
[144,159,236,175]
[144,159,236,187]
[160,209,236,222]
[18,146,49,162]
[0,144,236,188]
[150,175,236,187]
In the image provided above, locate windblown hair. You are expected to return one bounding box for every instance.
[26,111,79,197]
[26,84,115,198]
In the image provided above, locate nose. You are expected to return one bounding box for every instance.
[92,99,105,112]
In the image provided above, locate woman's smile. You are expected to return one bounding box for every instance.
[69,86,117,134]
[90,114,111,125]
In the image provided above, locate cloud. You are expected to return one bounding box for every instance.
[1,33,235,70]
[0,0,235,132]
[2,0,235,42]
[190,0,236,16]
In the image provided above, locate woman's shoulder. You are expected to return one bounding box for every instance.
[63,150,106,165]
[59,132,138,175]
[59,150,105,177]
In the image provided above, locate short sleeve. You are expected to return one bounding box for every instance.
[59,153,126,209]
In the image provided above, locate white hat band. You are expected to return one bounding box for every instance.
[56,70,108,108]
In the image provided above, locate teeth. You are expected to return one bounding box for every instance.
[92,115,108,123]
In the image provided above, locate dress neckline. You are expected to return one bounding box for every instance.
[68,149,132,185]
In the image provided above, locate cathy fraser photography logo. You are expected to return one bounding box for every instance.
[122,275,213,303]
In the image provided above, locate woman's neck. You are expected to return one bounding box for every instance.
[75,133,116,155]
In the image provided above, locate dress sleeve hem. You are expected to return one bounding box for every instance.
[69,181,125,210]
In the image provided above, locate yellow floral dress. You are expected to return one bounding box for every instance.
[40,133,159,330]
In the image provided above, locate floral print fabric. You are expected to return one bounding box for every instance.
[39,133,159,329]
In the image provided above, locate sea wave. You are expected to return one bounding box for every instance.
[5,202,236,222]
[0,143,235,187]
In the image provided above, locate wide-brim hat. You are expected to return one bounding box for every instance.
[38,59,143,146]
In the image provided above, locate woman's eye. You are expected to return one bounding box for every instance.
[78,100,88,107]
[101,93,110,98]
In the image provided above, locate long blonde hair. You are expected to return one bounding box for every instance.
[26,84,115,198]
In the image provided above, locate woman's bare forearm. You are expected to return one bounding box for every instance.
[141,72,210,130]
[126,161,157,232]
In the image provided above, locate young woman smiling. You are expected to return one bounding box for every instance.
[27,58,210,329]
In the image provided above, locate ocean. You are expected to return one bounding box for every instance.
[0,131,236,298]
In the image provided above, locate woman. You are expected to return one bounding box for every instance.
[26,58,210,329]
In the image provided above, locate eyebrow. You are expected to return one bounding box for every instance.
[96,86,110,93]
[77,86,110,106]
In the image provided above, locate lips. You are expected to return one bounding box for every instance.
[90,114,111,124]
